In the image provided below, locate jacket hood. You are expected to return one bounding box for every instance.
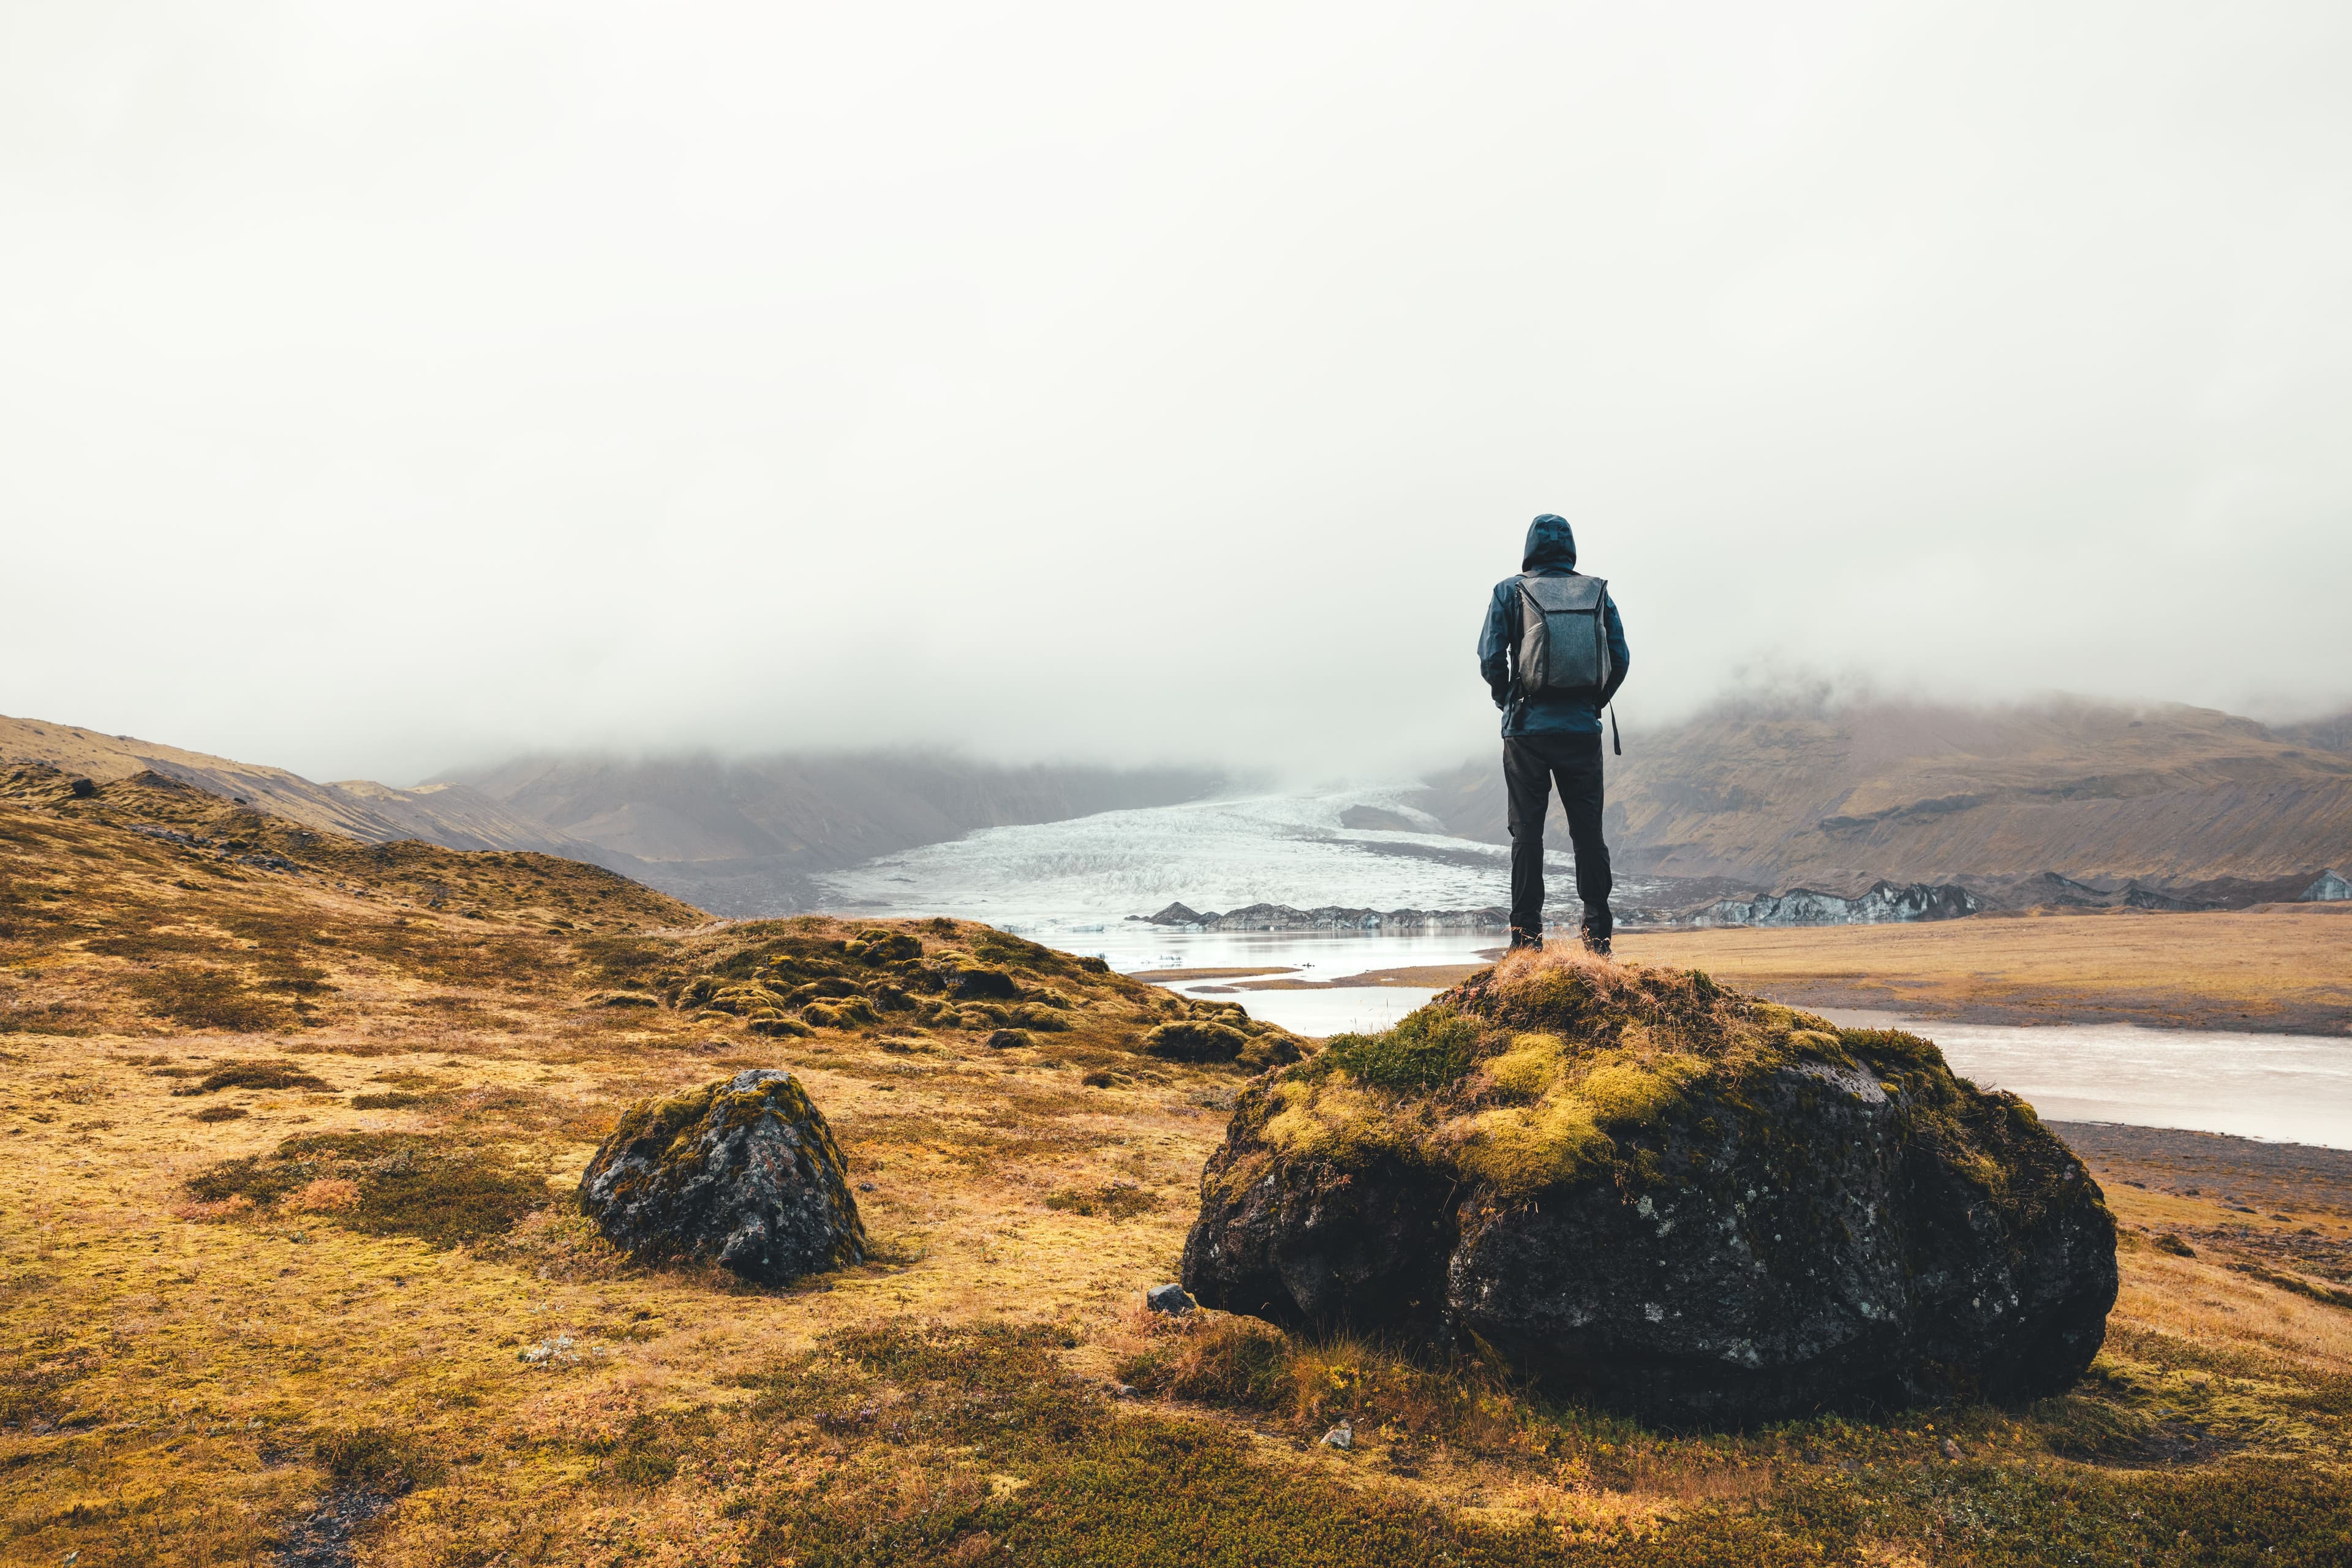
[1522,513,1577,572]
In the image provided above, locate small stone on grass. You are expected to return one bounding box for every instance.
[1145,1283,1193,1315]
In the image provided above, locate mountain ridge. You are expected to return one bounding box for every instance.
[0,714,605,862]
[1411,696,2352,889]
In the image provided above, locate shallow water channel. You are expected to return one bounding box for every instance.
[1822,1010,2352,1152]
[1055,927,2352,1152]
[1082,925,1478,1035]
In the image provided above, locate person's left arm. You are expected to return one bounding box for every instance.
[1600,590,1630,704]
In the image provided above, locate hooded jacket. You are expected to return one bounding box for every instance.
[1476,514,1629,738]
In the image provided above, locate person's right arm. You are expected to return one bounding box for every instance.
[1477,582,1513,707]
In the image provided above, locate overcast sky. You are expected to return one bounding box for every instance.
[5,2,2348,785]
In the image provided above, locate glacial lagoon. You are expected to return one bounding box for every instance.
[817,790,2352,1150]
[1822,1009,2352,1152]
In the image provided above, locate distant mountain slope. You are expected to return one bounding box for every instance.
[0,714,602,860]
[2274,709,2352,756]
[1412,698,2352,889]
[436,752,1226,916]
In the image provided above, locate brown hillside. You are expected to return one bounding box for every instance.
[0,713,602,861]
[2275,707,2352,756]
[1415,697,2352,887]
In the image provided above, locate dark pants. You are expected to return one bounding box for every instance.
[1504,733,1611,938]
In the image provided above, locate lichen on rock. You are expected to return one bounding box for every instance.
[1180,948,2118,1427]
[577,1068,866,1286]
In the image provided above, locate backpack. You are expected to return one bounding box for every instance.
[1514,572,1612,696]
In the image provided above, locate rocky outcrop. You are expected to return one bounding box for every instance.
[578,1069,865,1286]
[1180,953,2117,1427]
[1690,880,1979,927]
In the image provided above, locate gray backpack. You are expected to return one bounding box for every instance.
[1515,572,1613,696]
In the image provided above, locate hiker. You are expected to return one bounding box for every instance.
[1477,513,1629,954]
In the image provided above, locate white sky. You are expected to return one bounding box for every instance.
[4,2,2348,784]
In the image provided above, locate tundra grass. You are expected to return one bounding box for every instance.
[2,777,2348,1566]
[1616,903,2352,1034]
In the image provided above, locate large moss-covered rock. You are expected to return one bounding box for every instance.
[1180,951,2116,1427]
[579,1069,866,1285]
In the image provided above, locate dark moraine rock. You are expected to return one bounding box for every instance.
[578,1069,866,1285]
[1179,952,2116,1427]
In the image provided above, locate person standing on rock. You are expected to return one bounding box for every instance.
[1477,513,1629,954]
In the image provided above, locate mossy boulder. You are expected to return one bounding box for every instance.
[578,1069,866,1286]
[845,928,921,965]
[801,997,878,1029]
[1180,951,2117,1427]
[1011,1001,1072,1032]
[933,953,1020,1000]
[1145,1013,1305,1072]
[1144,1019,1250,1062]
[703,983,790,1017]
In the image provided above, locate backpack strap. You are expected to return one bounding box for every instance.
[1518,571,1605,612]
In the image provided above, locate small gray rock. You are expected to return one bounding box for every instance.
[1111,1382,1139,1399]
[1322,1421,1353,1450]
[1145,1283,1194,1315]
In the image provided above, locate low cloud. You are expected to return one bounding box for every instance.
[4,3,2348,783]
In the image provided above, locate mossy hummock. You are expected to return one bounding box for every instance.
[1181,949,2119,1427]
[578,1069,866,1286]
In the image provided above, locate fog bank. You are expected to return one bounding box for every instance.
[5,2,2348,783]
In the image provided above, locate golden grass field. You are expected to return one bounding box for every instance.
[6,767,2350,1566]
[1617,906,2352,1033]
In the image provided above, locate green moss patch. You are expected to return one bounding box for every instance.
[316,1424,447,1493]
[729,1321,1580,1567]
[1012,1001,1072,1031]
[1314,1005,1480,1089]
[1143,1020,1248,1062]
[169,1059,332,1096]
[843,928,921,965]
[1043,1183,1159,1220]
[185,1131,550,1246]
[131,966,288,1033]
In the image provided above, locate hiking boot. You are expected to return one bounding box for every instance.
[1579,924,1612,958]
[1507,928,1544,953]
